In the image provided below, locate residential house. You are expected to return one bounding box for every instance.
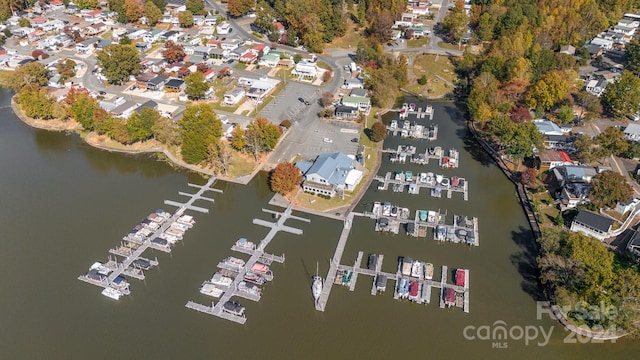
[559,45,576,55]
[245,78,277,101]
[391,30,402,40]
[128,29,147,40]
[192,15,205,26]
[585,78,608,97]
[98,96,138,119]
[28,29,46,42]
[164,78,184,92]
[221,39,241,51]
[627,230,640,256]
[335,105,359,119]
[208,47,225,60]
[613,24,636,36]
[300,53,316,63]
[536,149,573,170]
[83,9,102,22]
[76,38,100,54]
[410,5,429,15]
[570,210,615,241]
[292,61,319,78]
[586,44,604,58]
[343,78,364,89]
[136,73,156,90]
[239,51,257,63]
[341,95,371,114]
[31,17,47,27]
[411,27,428,37]
[558,182,592,210]
[160,30,181,43]
[41,19,65,33]
[222,122,236,138]
[615,198,639,215]
[259,53,280,67]
[590,37,614,50]
[273,22,285,34]
[206,38,222,48]
[203,68,216,81]
[193,46,212,59]
[223,88,245,105]
[624,123,640,141]
[49,0,65,10]
[133,99,159,114]
[552,165,597,186]
[204,15,217,27]
[295,152,364,197]
[228,45,247,61]
[216,22,232,35]
[533,119,564,136]
[11,27,32,38]
[251,43,269,58]
[143,29,164,43]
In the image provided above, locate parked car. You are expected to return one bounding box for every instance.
[323,138,332,143]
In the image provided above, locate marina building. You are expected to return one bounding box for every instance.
[296,152,364,198]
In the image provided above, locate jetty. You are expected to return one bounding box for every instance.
[79,177,221,297]
[374,171,468,201]
[387,120,438,140]
[392,103,434,120]
[186,199,310,324]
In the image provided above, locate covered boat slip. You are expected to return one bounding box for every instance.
[373,171,469,201]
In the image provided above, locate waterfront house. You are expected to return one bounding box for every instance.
[292,61,319,78]
[570,210,615,241]
[341,95,371,114]
[533,119,564,136]
[542,134,574,150]
[335,106,359,119]
[536,149,573,170]
[624,123,640,141]
[295,152,364,198]
[558,183,591,210]
[552,165,597,186]
[615,198,639,214]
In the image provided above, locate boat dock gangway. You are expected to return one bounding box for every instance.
[79,177,221,296]
[187,199,309,324]
[373,171,469,201]
[370,254,385,295]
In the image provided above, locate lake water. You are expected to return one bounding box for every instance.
[0,88,638,359]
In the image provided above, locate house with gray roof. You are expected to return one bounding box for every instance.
[627,229,640,256]
[570,210,615,241]
[533,119,564,136]
[296,152,364,198]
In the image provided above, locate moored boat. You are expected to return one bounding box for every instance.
[451,176,459,187]
[200,281,224,298]
[456,269,466,287]
[410,261,423,278]
[244,271,267,285]
[408,281,419,300]
[401,257,412,276]
[419,210,427,222]
[238,281,261,297]
[425,263,434,280]
[101,286,123,300]
[176,214,196,227]
[435,174,443,184]
[445,288,456,306]
[441,177,450,187]
[223,300,245,316]
[223,256,246,269]
[235,237,256,251]
[211,273,233,288]
[250,262,270,274]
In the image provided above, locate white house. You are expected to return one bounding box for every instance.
[343,78,364,89]
[616,198,639,215]
[216,22,231,35]
[585,79,608,97]
[295,152,364,198]
[76,38,100,54]
[246,78,277,101]
[292,61,319,78]
[590,37,614,50]
[570,210,615,241]
[223,88,245,105]
[221,39,241,51]
[624,123,640,141]
[259,54,280,67]
[341,95,371,114]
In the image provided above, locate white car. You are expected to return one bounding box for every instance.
[323,138,332,143]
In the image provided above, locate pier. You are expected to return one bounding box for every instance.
[315,213,353,312]
[387,121,438,140]
[320,248,470,312]
[374,171,469,201]
[79,177,221,297]
[186,198,310,324]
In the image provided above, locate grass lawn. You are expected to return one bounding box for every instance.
[406,37,431,48]
[532,191,560,226]
[316,61,331,70]
[274,68,297,81]
[329,18,364,49]
[405,54,457,98]
[100,30,113,40]
[227,152,256,177]
[234,62,248,70]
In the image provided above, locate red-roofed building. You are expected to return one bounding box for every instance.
[274,22,285,34]
[251,43,269,57]
[206,39,222,48]
[203,68,216,81]
[239,51,257,64]
[537,149,573,170]
[32,17,47,25]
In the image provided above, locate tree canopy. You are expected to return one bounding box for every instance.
[10,62,50,91]
[178,10,194,28]
[179,104,223,164]
[184,72,210,99]
[96,44,141,84]
[269,162,303,194]
[245,117,282,160]
[589,171,633,209]
[601,71,640,118]
[144,1,162,26]
[370,121,387,142]
[162,41,186,63]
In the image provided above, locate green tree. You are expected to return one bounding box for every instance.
[119,35,132,45]
[441,0,469,45]
[625,36,640,76]
[144,1,162,26]
[18,17,30,27]
[17,88,54,119]
[179,104,222,164]
[245,117,281,160]
[254,0,276,33]
[149,0,165,12]
[369,121,387,142]
[595,126,629,157]
[185,0,204,15]
[178,10,194,28]
[184,72,210,99]
[69,93,103,130]
[526,71,569,110]
[589,171,633,209]
[152,116,181,146]
[126,107,160,143]
[96,44,141,85]
[556,105,574,124]
[269,162,303,194]
[75,0,99,9]
[502,122,543,170]
[10,62,49,91]
[601,71,640,118]
[229,126,247,151]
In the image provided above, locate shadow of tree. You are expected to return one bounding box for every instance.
[510,226,545,301]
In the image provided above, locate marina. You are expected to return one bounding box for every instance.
[394,103,434,120]
[78,177,222,298]
[385,145,460,168]
[387,120,438,140]
[185,200,309,324]
[374,171,469,201]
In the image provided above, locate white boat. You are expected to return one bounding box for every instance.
[382,202,392,216]
[441,177,450,187]
[211,273,233,288]
[101,287,123,300]
[312,262,323,303]
[238,281,261,296]
[410,261,423,278]
[200,281,224,298]
[223,256,246,268]
[235,237,256,250]
[170,222,189,232]
[159,232,180,244]
[176,214,196,227]
[424,263,434,280]
[435,174,444,184]
[419,173,427,184]
[89,262,111,276]
[426,172,435,186]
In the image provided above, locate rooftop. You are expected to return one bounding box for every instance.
[573,210,615,233]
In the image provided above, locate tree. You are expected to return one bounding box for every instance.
[322,69,332,83]
[601,71,640,118]
[254,0,276,33]
[144,1,162,26]
[74,0,99,9]
[502,122,543,170]
[227,0,253,17]
[440,0,469,45]
[10,62,49,91]
[626,37,640,77]
[17,88,54,119]
[269,162,302,194]
[179,104,223,164]
[574,90,602,119]
[126,107,160,143]
[162,41,185,63]
[69,93,104,130]
[520,167,537,187]
[18,17,30,27]
[178,10,194,28]
[417,75,427,85]
[596,126,629,158]
[196,63,209,73]
[510,107,532,123]
[526,71,570,110]
[184,72,210,99]
[590,171,633,209]
[370,121,387,142]
[245,117,281,160]
[229,126,247,151]
[177,66,191,78]
[320,91,333,107]
[556,105,575,124]
[280,120,292,128]
[123,0,143,22]
[185,0,204,15]
[152,116,181,147]
[208,141,232,174]
[368,9,393,43]
[119,35,132,45]
[96,44,140,85]
[149,0,165,12]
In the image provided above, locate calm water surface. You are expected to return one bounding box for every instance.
[0,89,638,359]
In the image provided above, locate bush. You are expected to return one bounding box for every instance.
[417,75,427,85]
[280,119,292,128]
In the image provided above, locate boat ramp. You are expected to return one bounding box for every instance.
[374,171,469,201]
[185,202,309,324]
[78,177,221,299]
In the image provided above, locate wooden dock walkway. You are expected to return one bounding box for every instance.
[315,213,354,312]
[370,255,384,295]
[374,171,468,201]
[348,251,363,291]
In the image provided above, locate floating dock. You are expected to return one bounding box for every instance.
[374,171,468,201]
[79,177,221,298]
[187,201,310,324]
[387,120,438,140]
